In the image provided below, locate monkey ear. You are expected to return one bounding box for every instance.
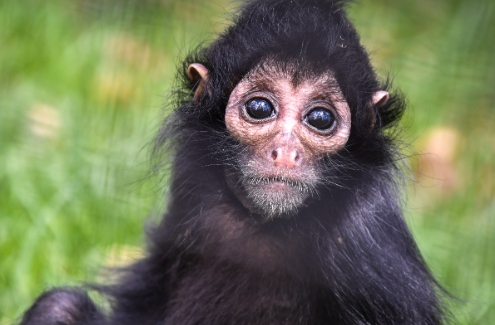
[187,63,209,103]
[372,90,389,108]
[369,91,389,128]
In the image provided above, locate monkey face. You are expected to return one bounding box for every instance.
[224,65,352,219]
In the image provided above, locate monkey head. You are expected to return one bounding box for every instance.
[188,61,389,219]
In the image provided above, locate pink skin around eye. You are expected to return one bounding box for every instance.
[225,74,352,157]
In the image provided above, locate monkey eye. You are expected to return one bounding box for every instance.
[305,108,335,131]
[245,98,274,119]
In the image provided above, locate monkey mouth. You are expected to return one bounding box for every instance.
[244,176,314,196]
[241,175,313,218]
[224,166,318,218]
[246,176,311,193]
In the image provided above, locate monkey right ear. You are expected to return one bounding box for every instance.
[187,63,209,103]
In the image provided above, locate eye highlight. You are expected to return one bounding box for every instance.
[305,108,335,131]
[245,98,274,119]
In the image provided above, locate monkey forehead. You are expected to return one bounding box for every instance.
[233,74,345,104]
[242,62,343,94]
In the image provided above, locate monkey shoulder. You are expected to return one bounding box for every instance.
[19,288,103,325]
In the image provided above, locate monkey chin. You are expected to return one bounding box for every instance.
[247,181,310,219]
[229,174,311,219]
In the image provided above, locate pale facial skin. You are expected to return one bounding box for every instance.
[187,63,388,219]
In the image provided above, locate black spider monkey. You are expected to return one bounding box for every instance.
[20,0,447,324]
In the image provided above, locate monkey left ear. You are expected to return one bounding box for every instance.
[187,63,209,103]
[372,90,389,108]
[369,90,389,128]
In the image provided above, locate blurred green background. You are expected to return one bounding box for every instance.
[0,0,494,323]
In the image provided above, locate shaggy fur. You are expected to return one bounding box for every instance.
[19,0,447,324]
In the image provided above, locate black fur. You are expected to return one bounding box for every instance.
[19,0,447,324]
[19,288,104,325]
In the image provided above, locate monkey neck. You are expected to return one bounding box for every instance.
[161,176,316,278]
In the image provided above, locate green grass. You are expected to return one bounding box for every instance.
[0,0,494,323]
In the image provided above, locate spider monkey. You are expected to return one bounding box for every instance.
[19,0,447,324]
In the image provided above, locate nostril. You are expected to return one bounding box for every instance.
[271,148,300,167]
[294,150,300,162]
[271,149,279,161]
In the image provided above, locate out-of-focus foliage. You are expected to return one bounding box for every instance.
[0,0,493,323]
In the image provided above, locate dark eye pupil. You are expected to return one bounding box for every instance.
[246,98,273,119]
[306,108,334,130]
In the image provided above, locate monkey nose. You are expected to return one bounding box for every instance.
[271,148,300,168]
